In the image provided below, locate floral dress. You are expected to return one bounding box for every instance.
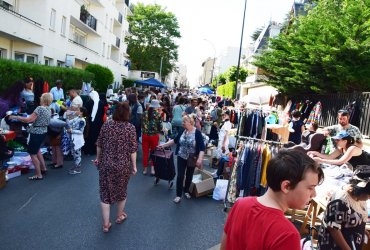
[96,120,138,204]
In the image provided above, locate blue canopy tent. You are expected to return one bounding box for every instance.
[198,87,214,94]
[134,78,167,88]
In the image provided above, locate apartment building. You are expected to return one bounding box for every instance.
[0,0,131,84]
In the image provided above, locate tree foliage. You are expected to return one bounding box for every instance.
[253,0,370,94]
[85,64,113,92]
[251,26,264,41]
[227,66,248,82]
[126,4,181,81]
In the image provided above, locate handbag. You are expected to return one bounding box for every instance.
[187,153,197,167]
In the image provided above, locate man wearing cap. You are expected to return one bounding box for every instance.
[50,80,65,101]
[322,109,363,148]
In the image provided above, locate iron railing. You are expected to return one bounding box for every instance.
[118,12,123,24]
[289,92,370,138]
[115,37,120,48]
[80,10,97,31]
[0,4,41,26]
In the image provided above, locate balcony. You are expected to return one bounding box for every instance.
[118,12,123,24]
[70,13,100,36]
[116,37,120,48]
[0,4,41,27]
[80,9,97,31]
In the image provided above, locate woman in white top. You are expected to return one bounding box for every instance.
[217,110,232,157]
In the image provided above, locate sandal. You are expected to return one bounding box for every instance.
[29,176,43,180]
[115,212,127,224]
[102,222,112,233]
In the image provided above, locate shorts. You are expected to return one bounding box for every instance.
[28,133,47,155]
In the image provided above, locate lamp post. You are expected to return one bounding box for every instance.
[159,56,163,81]
[234,0,247,100]
[203,39,216,86]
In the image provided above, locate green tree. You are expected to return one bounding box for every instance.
[253,0,370,94]
[85,64,113,92]
[126,4,181,81]
[251,26,264,41]
[227,66,248,82]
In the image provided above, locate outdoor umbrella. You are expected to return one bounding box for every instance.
[198,87,213,95]
[134,78,167,88]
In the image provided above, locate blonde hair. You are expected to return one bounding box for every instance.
[40,93,53,106]
[183,113,196,126]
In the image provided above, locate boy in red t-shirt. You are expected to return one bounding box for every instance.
[220,150,324,250]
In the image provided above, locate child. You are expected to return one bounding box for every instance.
[288,110,305,145]
[66,107,87,175]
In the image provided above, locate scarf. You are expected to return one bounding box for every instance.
[89,91,100,122]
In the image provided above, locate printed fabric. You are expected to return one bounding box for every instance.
[178,130,196,160]
[142,110,162,136]
[28,106,51,134]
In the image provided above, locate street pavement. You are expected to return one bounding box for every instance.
[0,148,226,250]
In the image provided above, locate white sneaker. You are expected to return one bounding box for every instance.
[173,197,181,203]
[184,193,191,199]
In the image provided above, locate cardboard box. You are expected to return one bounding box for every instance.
[6,170,21,180]
[190,169,215,198]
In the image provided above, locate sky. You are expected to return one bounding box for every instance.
[130,0,294,86]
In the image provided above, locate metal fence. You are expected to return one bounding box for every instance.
[289,92,370,138]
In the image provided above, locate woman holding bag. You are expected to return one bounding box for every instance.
[158,114,205,204]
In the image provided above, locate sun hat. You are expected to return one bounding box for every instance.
[332,131,351,140]
[149,99,161,108]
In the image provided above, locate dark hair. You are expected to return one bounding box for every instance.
[338,109,349,117]
[56,80,63,85]
[113,102,130,122]
[79,107,89,118]
[349,165,370,197]
[292,110,301,118]
[341,135,355,148]
[148,107,154,120]
[311,122,319,131]
[128,93,137,106]
[24,76,33,84]
[99,93,108,106]
[178,97,185,105]
[267,150,324,191]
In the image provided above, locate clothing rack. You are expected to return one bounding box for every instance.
[223,135,283,212]
[236,135,285,146]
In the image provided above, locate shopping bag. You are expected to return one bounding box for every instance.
[150,148,176,181]
[212,179,229,201]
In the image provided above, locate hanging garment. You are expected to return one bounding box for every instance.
[306,101,322,125]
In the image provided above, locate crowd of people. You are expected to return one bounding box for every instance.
[0,78,369,249]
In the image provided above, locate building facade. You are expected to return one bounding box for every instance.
[0,0,131,85]
[200,57,215,86]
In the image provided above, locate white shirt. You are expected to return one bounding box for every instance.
[219,120,232,148]
[71,95,83,108]
[50,87,64,101]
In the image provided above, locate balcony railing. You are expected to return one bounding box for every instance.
[118,12,123,24]
[80,9,97,31]
[116,37,120,48]
[0,4,41,26]
[68,39,98,55]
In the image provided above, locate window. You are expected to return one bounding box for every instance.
[57,61,64,67]
[61,16,66,36]
[107,45,111,58]
[26,55,36,64]
[0,1,14,10]
[50,9,56,30]
[14,53,24,62]
[0,48,7,58]
[73,30,87,46]
[14,52,37,63]
[44,57,53,66]
[102,42,106,57]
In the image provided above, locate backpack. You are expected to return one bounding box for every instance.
[211,108,218,121]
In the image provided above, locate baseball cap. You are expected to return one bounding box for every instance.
[332,131,350,140]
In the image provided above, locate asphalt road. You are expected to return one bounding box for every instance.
[0,148,226,250]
